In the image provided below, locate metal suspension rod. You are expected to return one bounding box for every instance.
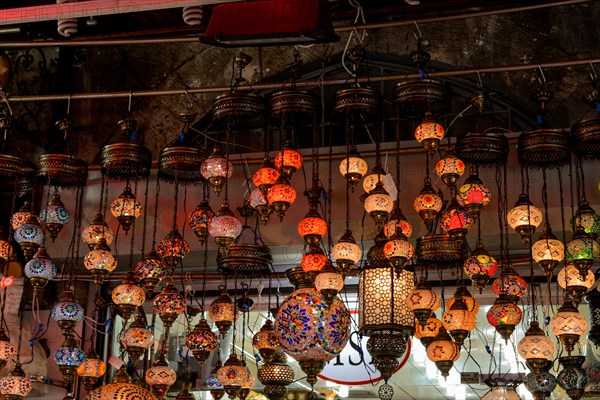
[6,56,600,103]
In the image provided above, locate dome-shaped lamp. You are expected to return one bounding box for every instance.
[517,321,555,373]
[364,181,394,229]
[486,293,523,342]
[0,331,16,371]
[110,185,142,234]
[185,318,218,365]
[442,296,476,347]
[332,230,362,275]
[0,363,32,400]
[76,349,106,391]
[120,314,153,364]
[145,352,177,400]
[440,199,473,244]
[557,356,590,400]
[314,260,345,306]
[217,353,246,399]
[492,267,528,304]
[13,214,44,261]
[456,168,491,220]
[249,188,272,224]
[558,263,595,305]
[201,147,233,196]
[81,213,114,250]
[267,176,297,221]
[111,273,146,321]
[135,249,167,295]
[252,319,281,364]
[274,144,303,178]
[83,238,117,285]
[532,223,565,277]
[40,189,70,241]
[209,201,242,254]
[413,177,443,230]
[571,200,600,239]
[82,366,157,400]
[435,149,465,189]
[152,283,185,329]
[566,225,600,279]
[383,207,413,239]
[339,145,368,191]
[300,246,327,273]
[426,326,460,378]
[414,112,445,153]
[407,277,440,327]
[253,157,280,195]
[188,199,214,245]
[208,288,236,336]
[414,313,442,349]
[157,227,190,267]
[383,228,414,273]
[362,163,388,194]
[446,285,480,316]
[53,336,86,388]
[297,208,327,247]
[463,240,498,293]
[51,290,84,338]
[507,193,543,245]
[24,246,57,296]
[550,297,589,355]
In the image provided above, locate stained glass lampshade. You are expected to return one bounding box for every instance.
[253,157,280,194]
[110,185,142,234]
[217,353,246,398]
[13,215,44,261]
[557,263,595,305]
[185,318,218,365]
[414,112,445,153]
[414,314,442,349]
[0,363,32,399]
[362,164,388,194]
[120,314,153,363]
[0,234,12,266]
[250,188,273,224]
[152,283,185,328]
[54,337,86,385]
[188,199,214,245]
[274,146,303,177]
[446,285,480,315]
[507,193,543,244]
[314,262,345,305]
[532,224,565,276]
[0,332,16,371]
[486,293,523,341]
[201,147,233,196]
[252,319,281,364]
[557,356,590,400]
[76,350,106,391]
[384,207,413,239]
[267,176,297,220]
[463,240,498,292]
[40,190,70,241]
[81,213,114,250]
[517,321,555,372]
[157,227,190,268]
[332,230,362,275]
[83,366,157,400]
[24,246,57,295]
[406,277,440,327]
[145,353,177,399]
[51,290,84,337]
[364,181,393,228]
[435,150,465,188]
[442,297,476,347]
[566,226,600,278]
[301,246,327,273]
[492,267,528,304]
[413,177,443,228]
[426,327,460,377]
[440,200,473,243]
[481,386,522,400]
[383,230,414,272]
[550,298,589,355]
[339,145,368,191]
[83,238,117,284]
[209,201,242,251]
[11,201,36,231]
[135,249,167,294]
[112,274,146,321]
[456,169,491,219]
[297,209,327,247]
[208,288,236,336]
[525,368,557,400]
[571,200,600,239]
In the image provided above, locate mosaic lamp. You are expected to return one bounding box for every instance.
[53,336,86,387]
[40,189,70,241]
[507,193,543,245]
[406,276,440,327]
[188,199,214,244]
[209,200,242,253]
[414,314,442,349]
[134,249,167,295]
[208,287,236,336]
[442,296,476,347]
[383,227,414,272]
[557,356,590,400]
[440,199,473,243]
[486,292,523,341]
[13,214,44,261]
[253,157,279,195]
[446,285,480,316]
[456,168,491,220]
[492,267,528,304]
[201,147,233,196]
[301,246,327,273]
[267,175,297,220]
[571,199,600,239]
[24,246,57,296]
[152,282,185,329]
[524,366,557,400]
[383,206,412,239]
[253,319,281,364]
[249,187,272,224]
[566,225,600,279]
[0,331,16,371]
[413,177,443,230]
[217,353,246,398]
[120,314,153,363]
[517,321,555,373]
[185,318,218,365]
[84,238,117,284]
[145,352,177,400]
[362,163,388,194]
[11,201,36,231]
[414,112,445,152]
[157,226,190,267]
[314,260,345,306]
[76,349,106,391]
[435,149,465,188]
[339,145,368,191]
[531,223,564,277]
[297,208,328,247]
[557,263,595,305]
[51,289,84,338]
[110,185,142,234]
[0,363,32,400]
[463,240,498,292]
[274,144,303,178]
[426,326,460,378]
[82,366,157,400]
[481,386,521,400]
[550,297,589,355]
[364,181,393,229]
[332,230,362,275]
[0,231,12,267]
[81,213,114,250]
[111,272,146,321]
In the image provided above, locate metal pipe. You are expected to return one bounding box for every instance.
[6,56,600,103]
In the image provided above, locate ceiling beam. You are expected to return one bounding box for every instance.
[0,0,239,26]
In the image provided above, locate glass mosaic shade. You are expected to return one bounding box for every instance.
[24,246,57,292]
[157,227,190,265]
[550,298,589,354]
[481,386,522,400]
[188,199,214,244]
[110,186,142,233]
[208,289,236,336]
[201,147,233,196]
[253,158,279,192]
[249,188,267,208]
[383,208,413,238]
[0,363,32,399]
[507,193,543,243]
[492,268,528,302]
[414,113,445,150]
[362,164,388,194]
[120,315,153,355]
[112,276,146,320]
[81,214,114,248]
[435,150,465,187]
[76,352,106,379]
[301,246,327,273]
[84,238,117,277]
[486,294,522,340]
[152,283,185,327]
[53,340,86,368]
[414,314,442,348]
[135,249,167,294]
[11,201,36,230]
[40,190,70,240]
[440,200,473,240]
[274,147,303,177]
[145,354,177,386]
[446,286,479,315]
[297,209,327,247]
[332,230,362,275]
[456,170,491,218]
[339,146,368,190]
[463,241,498,292]
[571,200,600,238]
[51,290,84,335]
[364,181,394,227]
[253,319,281,363]
[517,321,555,370]
[209,202,243,248]
[0,333,16,368]
[185,318,218,364]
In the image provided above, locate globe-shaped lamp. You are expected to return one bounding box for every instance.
[188,199,214,245]
[550,298,589,355]
[201,147,233,196]
[81,213,114,250]
[507,193,543,245]
[185,318,218,365]
[84,238,117,284]
[486,293,523,341]
[24,246,57,296]
[110,186,142,234]
[339,146,368,191]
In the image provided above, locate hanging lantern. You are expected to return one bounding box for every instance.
[481,386,521,400]
[297,208,327,247]
[40,189,70,241]
[517,321,555,373]
[145,352,177,400]
[249,188,272,224]
[364,181,393,228]
[188,199,214,244]
[456,168,491,220]
[524,367,557,400]
[557,356,590,400]
[414,112,445,153]
[275,267,351,387]
[446,285,480,316]
[383,228,414,272]
[486,293,523,341]
[566,225,600,279]
[185,318,218,365]
[463,240,498,293]
[83,366,157,400]
[209,201,242,253]
[110,185,142,234]
[157,227,190,268]
[135,249,167,294]
[582,341,600,399]
[0,331,16,371]
[76,349,106,391]
[81,213,114,250]
[83,238,117,284]
[208,288,236,336]
[435,149,465,188]
[406,277,440,327]
[414,314,442,349]
[13,214,44,261]
[558,263,595,305]
[206,364,225,400]
[257,351,294,400]
[507,193,543,245]
[550,297,589,355]
[238,363,255,400]
[366,331,407,384]
[274,145,303,178]
[201,147,233,196]
[111,273,146,321]
[426,326,460,378]
[492,267,528,304]
[413,177,443,229]
[252,319,281,364]
[24,246,57,296]
[384,207,413,239]
[51,290,84,338]
[571,200,600,239]
[300,246,327,273]
[53,336,86,387]
[0,363,32,400]
[267,176,297,220]
[339,145,368,191]
[332,230,362,275]
[362,163,388,194]
[0,232,11,267]
[253,157,280,195]
[11,201,37,231]
[440,199,473,243]
[442,297,476,347]
[152,283,185,329]
[121,314,153,363]
[314,260,345,306]
[531,223,565,277]
[217,353,247,398]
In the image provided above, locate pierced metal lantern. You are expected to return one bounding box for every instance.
[507,193,543,245]
[189,199,214,245]
[40,189,69,241]
[84,238,117,284]
[572,115,600,159]
[518,128,571,169]
[111,273,146,321]
[557,356,590,400]
[550,298,589,356]
[366,331,407,384]
[152,283,185,329]
[407,276,440,327]
[486,293,522,341]
[517,321,555,373]
[334,86,382,121]
[339,146,368,191]
[37,152,88,189]
[101,115,152,180]
[135,249,167,294]
[456,129,509,167]
[201,147,233,196]
[257,351,295,400]
[426,326,460,378]
[332,230,361,275]
[24,246,57,296]
[121,314,153,363]
[51,290,84,338]
[463,240,498,292]
[393,78,449,118]
[217,241,272,276]
[417,234,466,270]
[209,288,236,336]
[76,349,106,391]
[110,185,142,234]
[81,213,114,250]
